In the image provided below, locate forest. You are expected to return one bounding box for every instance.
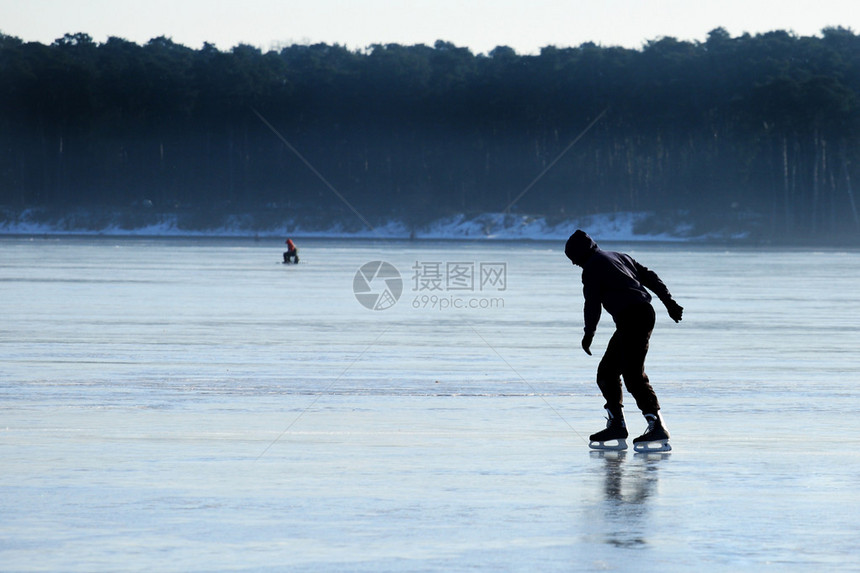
[1,27,859,241]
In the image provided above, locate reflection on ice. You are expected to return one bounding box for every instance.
[589,451,667,550]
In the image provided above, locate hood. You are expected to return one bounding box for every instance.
[564,229,598,266]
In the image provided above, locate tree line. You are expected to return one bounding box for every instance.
[1,28,859,240]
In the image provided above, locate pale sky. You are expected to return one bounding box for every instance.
[1,0,858,54]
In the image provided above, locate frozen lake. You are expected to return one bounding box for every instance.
[1,236,859,571]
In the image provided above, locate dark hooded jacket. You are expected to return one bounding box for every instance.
[565,230,674,335]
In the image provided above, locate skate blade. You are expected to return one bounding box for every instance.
[589,438,628,451]
[633,439,671,453]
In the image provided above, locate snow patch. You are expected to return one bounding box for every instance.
[0,209,732,242]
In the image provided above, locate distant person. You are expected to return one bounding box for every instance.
[565,230,683,452]
[283,238,299,264]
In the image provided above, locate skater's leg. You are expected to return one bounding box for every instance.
[588,331,629,450]
[596,331,624,414]
[614,304,671,452]
[617,304,660,415]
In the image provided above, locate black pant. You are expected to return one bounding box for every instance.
[596,302,660,416]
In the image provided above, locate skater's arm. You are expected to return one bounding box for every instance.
[633,260,683,322]
[633,259,671,301]
[582,277,602,344]
[581,300,599,356]
[583,297,601,335]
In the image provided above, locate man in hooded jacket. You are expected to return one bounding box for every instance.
[565,229,683,451]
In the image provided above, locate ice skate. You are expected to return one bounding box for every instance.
[633,413,671,453]
[588,409,628,451]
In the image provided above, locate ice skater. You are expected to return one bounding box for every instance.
[564,230,683,452]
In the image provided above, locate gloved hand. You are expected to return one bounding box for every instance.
[666,300,684,323]
[581,332,593,356]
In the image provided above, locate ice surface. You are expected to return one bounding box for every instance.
[1,237,858,571]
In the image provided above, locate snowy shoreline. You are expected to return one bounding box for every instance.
[0,210,744,242]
